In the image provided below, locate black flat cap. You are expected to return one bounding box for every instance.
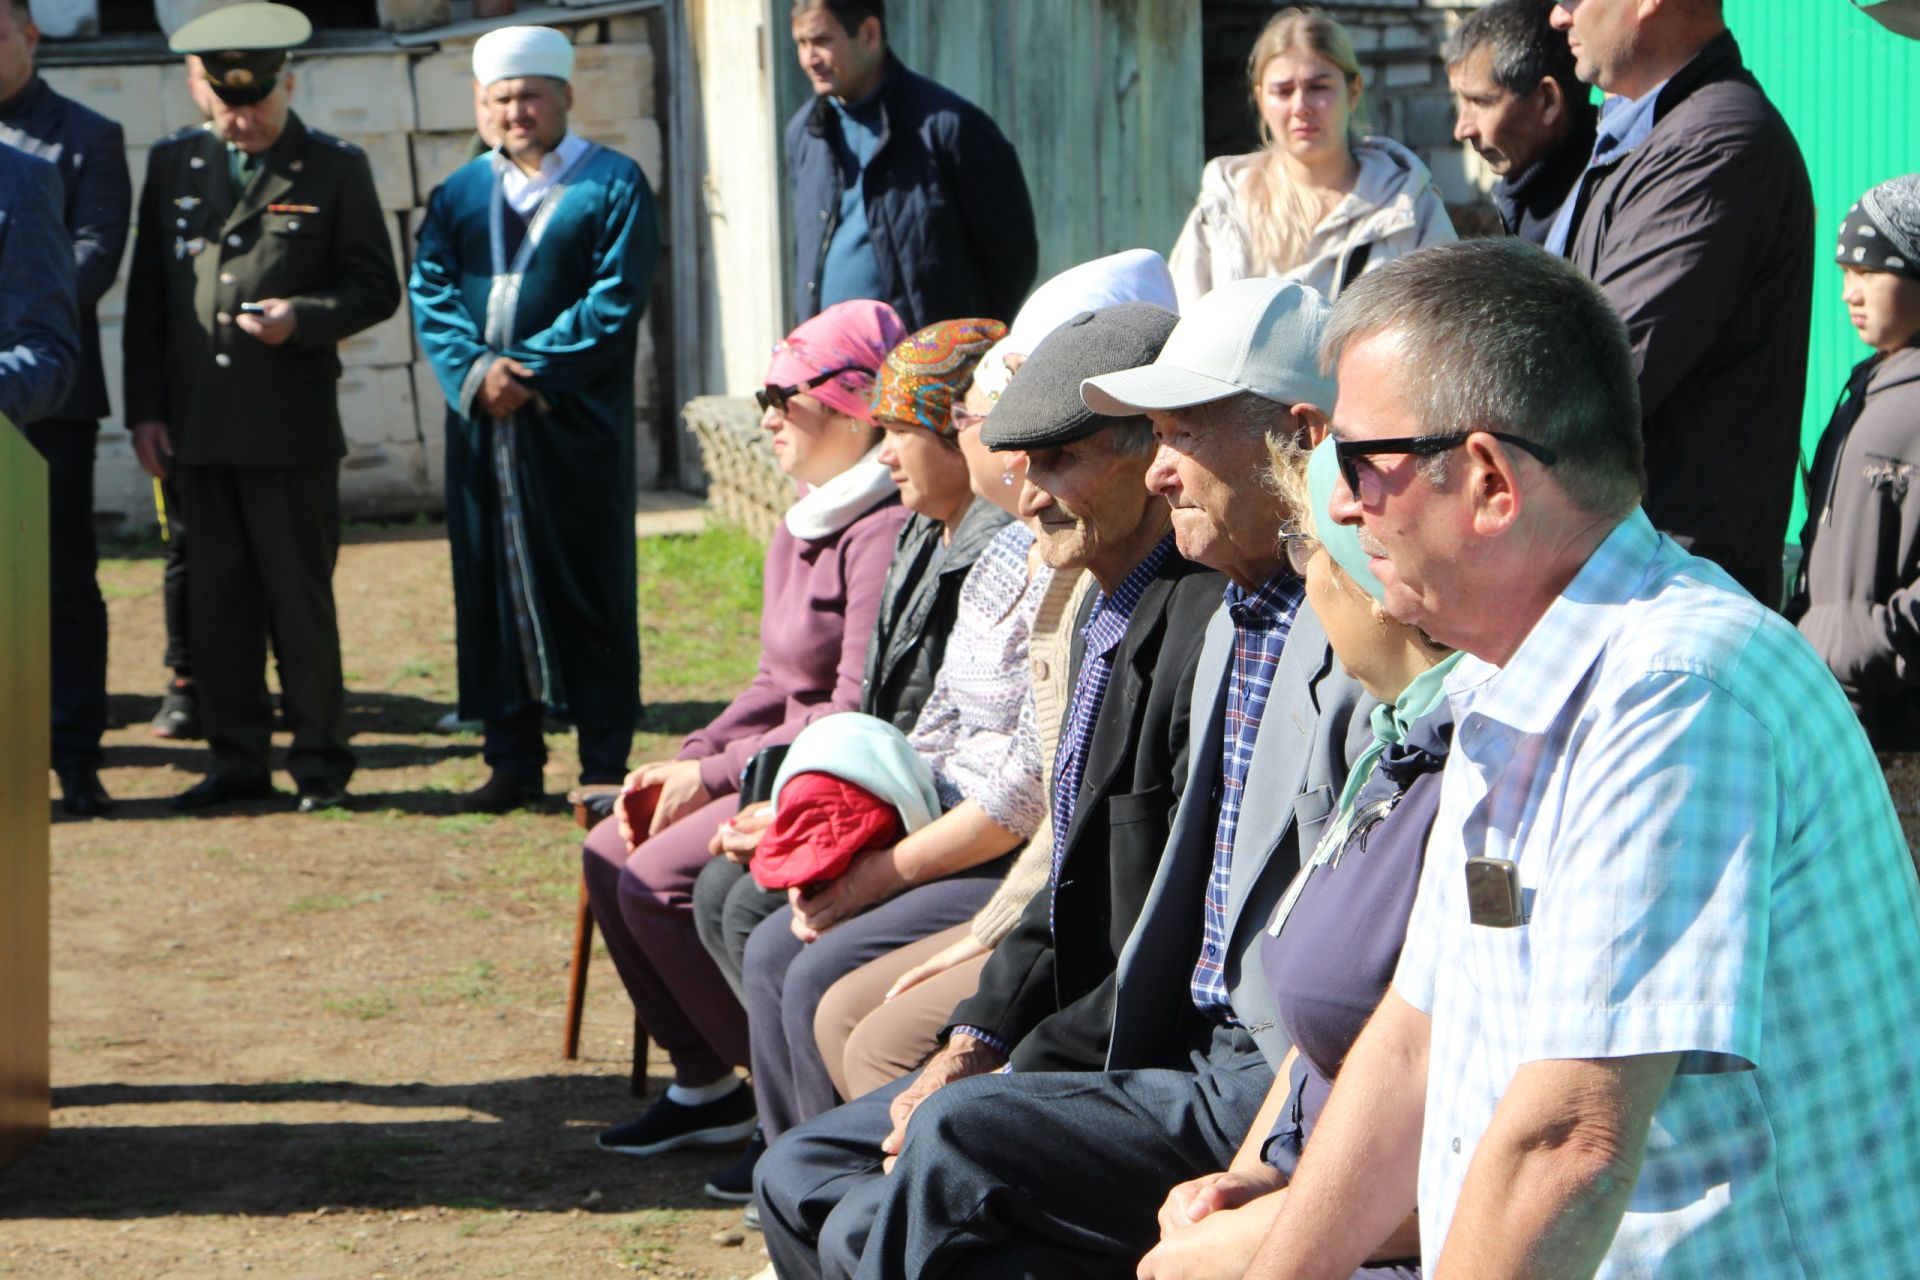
[980,302,1180,451]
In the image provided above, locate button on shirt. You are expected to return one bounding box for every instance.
[1393,509,1920,1277]
[951,533,1174,1059]
[1543,81,1669,257]
[1190,569,1305,1022]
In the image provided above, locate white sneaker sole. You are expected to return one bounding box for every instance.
[596,1115,757,1157]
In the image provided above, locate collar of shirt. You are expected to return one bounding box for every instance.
[1589,77,1671,168]
[1224,565,1305,632]
[492,131,590,217]
[1083,533,1176,657]
[1447,509,1660,738]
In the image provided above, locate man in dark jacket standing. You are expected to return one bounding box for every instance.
[1547,0,1813,605]
[1,0,133,816]
[786,0,1037,331]
[0,139,76,428]
[125,4,399,813]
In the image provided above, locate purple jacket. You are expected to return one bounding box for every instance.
[676,496,909,795]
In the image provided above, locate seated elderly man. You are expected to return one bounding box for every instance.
[1244,238,1920,1279]
[760,280,1371,1279]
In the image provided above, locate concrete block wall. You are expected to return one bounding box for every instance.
[44,25,664,534]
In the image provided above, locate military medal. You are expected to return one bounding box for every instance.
[174,195,202,210]
[174,235,208,259]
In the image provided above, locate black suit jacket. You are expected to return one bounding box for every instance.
[123,113,399,466]
[946,547,1225,1072]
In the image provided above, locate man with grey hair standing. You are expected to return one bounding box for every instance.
[1241,237,1920,1280]
[1443,0,1595,245]
[1544,0,1812,605]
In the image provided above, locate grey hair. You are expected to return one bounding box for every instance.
[1442,0,1590,118]
[1321,239,1645,517]
[1100,415,1160,459]
[1208,390,1305,443]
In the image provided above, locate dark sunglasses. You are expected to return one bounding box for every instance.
[1333,431,1558,502]
[756,364,868,414]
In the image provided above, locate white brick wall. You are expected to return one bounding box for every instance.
[293,53,419,135]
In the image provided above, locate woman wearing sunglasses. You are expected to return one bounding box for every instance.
[1138,438,1458,1280]
[581,299,914,1160]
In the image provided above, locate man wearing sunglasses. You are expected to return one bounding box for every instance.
[1241,239,1920,1280]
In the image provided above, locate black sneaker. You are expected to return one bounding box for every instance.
[151,679,199,740]
[702,1127,765,1202]
[595,1084,757,1157]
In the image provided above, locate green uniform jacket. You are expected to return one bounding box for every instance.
[123,112,399,467]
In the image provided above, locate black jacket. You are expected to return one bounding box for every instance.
[1492,107,1594,247]
[123,114,399,466]
[0,74,130,423]
[786,53,1037,332]
[0,143,78,427]
[1562,33,1813,604]
[860,498,1013,729]
[946,549,1224,1072]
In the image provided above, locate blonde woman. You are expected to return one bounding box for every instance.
[1170,6,1454,308]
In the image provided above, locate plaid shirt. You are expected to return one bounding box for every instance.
[1395,510,1920,1277]
[952,534,1174,1057]
[1189,568,1304,1021]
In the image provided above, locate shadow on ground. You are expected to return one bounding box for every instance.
[0,1074,727,1220]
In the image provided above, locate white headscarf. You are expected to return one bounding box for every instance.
[472,26,574,86]
[974,248,1181,401]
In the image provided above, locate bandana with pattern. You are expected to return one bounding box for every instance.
[869,318,1008,438]
[1838,174,1920,282]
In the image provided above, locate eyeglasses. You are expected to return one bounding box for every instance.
[1282,533,1317,577]
[1333,431,1558,505]
[757,365,868,414]
[949,403,987,434]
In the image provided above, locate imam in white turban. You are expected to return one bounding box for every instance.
[472,25,575,86]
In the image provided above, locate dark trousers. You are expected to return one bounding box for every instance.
[693,855,786,1000]
[482,702,631,787]
[160,476,190,675]
[23,420,108,771]
[170,462,352,790]
[756,1027,1272,1280]
[744,874,1000,1142]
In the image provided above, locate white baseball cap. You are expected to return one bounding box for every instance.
[1080,277,1337,417]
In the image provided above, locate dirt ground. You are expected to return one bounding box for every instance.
[1,523,772,1279]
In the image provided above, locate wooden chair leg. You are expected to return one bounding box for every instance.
[630,1012,651,1098]
[563,873,593,1060]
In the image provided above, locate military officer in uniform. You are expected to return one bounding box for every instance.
[124,2,400,813]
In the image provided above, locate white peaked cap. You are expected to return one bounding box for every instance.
[472,26,575,86]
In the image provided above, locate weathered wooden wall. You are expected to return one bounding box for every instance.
[771,0,1205,303]
[0,420,51,1170]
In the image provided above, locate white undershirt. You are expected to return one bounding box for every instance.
[491,130,589,216]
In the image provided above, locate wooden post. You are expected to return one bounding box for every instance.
[0,417,51,1169]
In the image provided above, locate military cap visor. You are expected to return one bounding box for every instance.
[169,2,312,103]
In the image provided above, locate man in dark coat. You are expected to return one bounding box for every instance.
[0,138,76,427]
[1548,0,1814,605]
[1,0,133,816]
[1443,0,1596,246]
[411,26,658,812]
[786,0,1037,331]
[125,4,400,813]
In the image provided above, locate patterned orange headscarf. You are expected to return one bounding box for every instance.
[868,318,1008,440]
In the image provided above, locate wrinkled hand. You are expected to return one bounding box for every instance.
[131,420,173,478]
[789,849,906,941]
[234,297,296,346]
[879,1034,1004,1173]
[710,801,773,864]
[636,760,711,836]
[1137,1190,1284,1280]
[885,932,990,1000]
[476,357,536,419]
[1157,1167,1284,1236]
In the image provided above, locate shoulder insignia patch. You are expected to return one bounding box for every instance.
[308,129,365,157]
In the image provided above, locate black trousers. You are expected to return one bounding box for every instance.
[23,420,108,771]
[481,702,631,787]
[756,1026,1273,1280]
[160,475,190,676]
[170,462,352,790]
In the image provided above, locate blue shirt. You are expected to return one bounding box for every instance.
[1395,510,1920,1276]
[818,89,887,309]
[1543,80,1669,256]
[1190,569,1305,1021]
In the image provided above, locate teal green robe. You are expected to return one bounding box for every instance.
[410,143,657,729]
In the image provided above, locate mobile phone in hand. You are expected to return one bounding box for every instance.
[239,302,268,314]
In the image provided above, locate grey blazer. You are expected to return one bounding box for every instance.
[1106,602,1370,1070]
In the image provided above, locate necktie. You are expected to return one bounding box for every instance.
[229,147,258,200]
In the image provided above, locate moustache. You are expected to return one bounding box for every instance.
[1356,528,1390,559]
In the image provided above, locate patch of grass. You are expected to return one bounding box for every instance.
[420,958,500,1007]
[287,890,383,913]
[323,992,397,1020]
[637,523,765,702]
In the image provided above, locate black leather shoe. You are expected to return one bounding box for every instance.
[170,774,275,812]
[460,770,543,814]
[57,767,114,818]
[296,786,348,814]
[150,680,199,740]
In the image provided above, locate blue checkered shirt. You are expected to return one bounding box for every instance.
[1394,510,1920,1277]
[951,534,1174,1057]
[1189,568,1304,1022]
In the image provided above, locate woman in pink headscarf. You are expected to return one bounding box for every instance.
[581,300,909,1157]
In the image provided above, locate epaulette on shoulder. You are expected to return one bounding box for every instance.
[153,123,212,149]
[307,128,365,156]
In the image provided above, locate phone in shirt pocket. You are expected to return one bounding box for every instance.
[1464,856,1526,928]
